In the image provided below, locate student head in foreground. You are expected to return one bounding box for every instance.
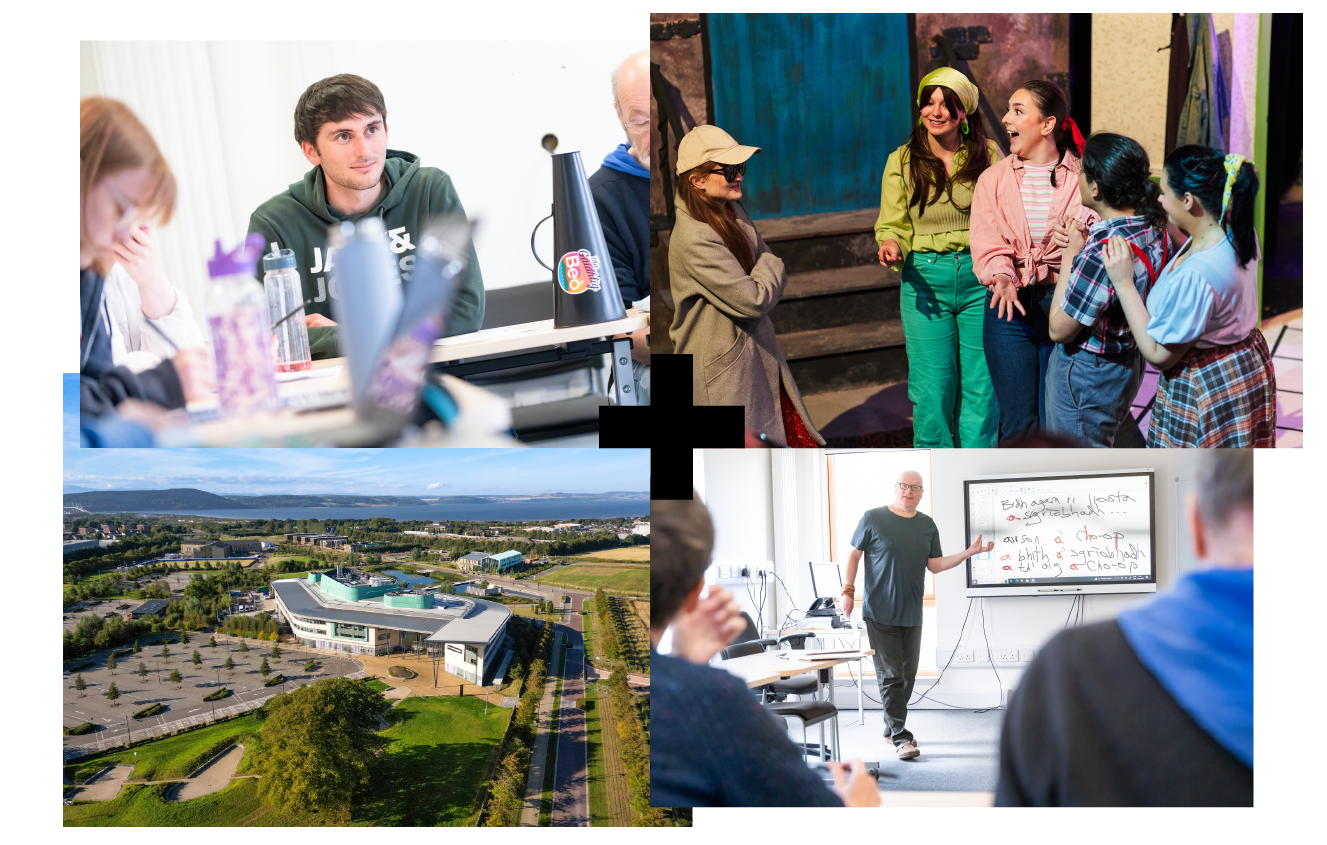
[996,449,1252,806]
[80,97,215,442]
[650,495,879,808]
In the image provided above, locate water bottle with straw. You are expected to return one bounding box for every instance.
[262,242,312,372]
[205,233,280,415]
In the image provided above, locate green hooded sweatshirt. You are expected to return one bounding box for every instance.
[247,149,484,359]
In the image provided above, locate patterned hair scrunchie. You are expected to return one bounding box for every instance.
[1221,153,1246,220]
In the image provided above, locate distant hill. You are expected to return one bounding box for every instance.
[62,487,649,512]
[63,488,243,511]
[63,485,98,494]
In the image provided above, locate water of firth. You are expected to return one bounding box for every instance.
[139,500,648,523]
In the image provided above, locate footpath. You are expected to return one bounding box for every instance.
[518,630,565,826]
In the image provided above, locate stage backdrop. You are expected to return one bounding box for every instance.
[707,13,912,221]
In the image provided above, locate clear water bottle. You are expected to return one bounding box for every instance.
[206,233,280,415]
[262,244,311,372]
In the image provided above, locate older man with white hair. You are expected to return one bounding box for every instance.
[590,49,650,404]
[841,470,993,759]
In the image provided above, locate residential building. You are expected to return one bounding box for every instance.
[633,521,650,537]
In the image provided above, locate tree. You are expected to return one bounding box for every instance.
[253,678,387,821]
[161,644,171,661]
[304,660,315,672]
[209,636,217,648]
[169,669,182,686]
[225,655,235,672]
[106,654,117,675]
[133,639,142,654]
[271,644,282,659]
[260,657,271,680]
[74,674,86,697]
[106,682,120,703]
[192,650,202,667]
[180,630,190,645]
[239,639,249,653]
[137,661,148,681]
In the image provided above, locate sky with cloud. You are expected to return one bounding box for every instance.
[65,377,646,496]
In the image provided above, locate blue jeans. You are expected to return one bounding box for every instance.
[1044,344,1144,447]
[631,359,650,406]
[983,283,1054,445]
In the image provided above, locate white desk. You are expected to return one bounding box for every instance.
[765,624,873,725]
[430,310,647,407]
[877,791,995,807]
[157,358,515,447]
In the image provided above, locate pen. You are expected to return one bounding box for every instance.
[142,318,178,353]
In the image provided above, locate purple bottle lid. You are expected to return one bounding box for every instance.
[208,232,268,278]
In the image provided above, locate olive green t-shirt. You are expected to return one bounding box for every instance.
[851,506,942,627]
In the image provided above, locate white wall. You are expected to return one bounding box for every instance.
[697,447,1207,708]
[82,39,643,338]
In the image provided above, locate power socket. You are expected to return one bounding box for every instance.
[1019,649,1035,663]
[953,649,974,663]
[997,649,1020,664]
[973,649,989,664]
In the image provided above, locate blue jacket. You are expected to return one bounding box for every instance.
[588,145,648,308]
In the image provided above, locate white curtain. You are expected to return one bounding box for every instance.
[84,41,237,340]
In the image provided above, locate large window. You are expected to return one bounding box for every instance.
[826,450,937,674]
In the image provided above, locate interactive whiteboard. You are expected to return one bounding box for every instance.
[963,470,1158,597]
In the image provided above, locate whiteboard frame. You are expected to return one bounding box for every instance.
[961,468,1159,598]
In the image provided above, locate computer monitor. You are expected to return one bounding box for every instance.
[808,563,842,599]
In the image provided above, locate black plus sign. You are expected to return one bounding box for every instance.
[599,354,742,499]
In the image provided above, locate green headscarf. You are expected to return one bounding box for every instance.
[917,67,979,117]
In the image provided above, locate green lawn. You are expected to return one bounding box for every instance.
[353,696,512,826]
[361,679,392,694]
[65,714,262,784]
[63,779,322,827]
[585,681,609,825]
[537,566,649,595]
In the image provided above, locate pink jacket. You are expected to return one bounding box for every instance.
[970,149,1100,286]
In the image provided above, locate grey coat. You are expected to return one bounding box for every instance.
[668,195,824,446]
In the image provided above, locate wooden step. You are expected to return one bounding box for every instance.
[777,318,906,362]
[754,207,879,243]
[783,264,901,300]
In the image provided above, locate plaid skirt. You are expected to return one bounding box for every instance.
[1149,329,1277,448]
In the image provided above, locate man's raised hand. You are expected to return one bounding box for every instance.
[967,534,994,556]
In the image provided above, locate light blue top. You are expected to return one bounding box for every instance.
[1145,235,1257,349]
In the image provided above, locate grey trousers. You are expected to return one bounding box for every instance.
[864,619,923,746]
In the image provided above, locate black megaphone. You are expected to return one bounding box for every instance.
[530,151,628,329]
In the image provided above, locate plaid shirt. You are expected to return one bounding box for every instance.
[1060,216,1169,355]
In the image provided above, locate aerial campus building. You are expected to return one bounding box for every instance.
[270,568,512,685]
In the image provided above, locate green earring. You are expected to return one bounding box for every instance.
[918,115,925,128]
[960,118,970,135]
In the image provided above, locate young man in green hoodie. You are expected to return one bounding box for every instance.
[247,74,484,359]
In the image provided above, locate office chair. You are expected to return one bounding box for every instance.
[721,621,841,761]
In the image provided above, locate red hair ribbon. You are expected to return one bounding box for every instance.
[1063,117,1086,156]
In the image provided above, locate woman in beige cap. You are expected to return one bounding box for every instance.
[668,124,823,447]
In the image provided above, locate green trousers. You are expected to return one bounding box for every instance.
[899,250,998,448]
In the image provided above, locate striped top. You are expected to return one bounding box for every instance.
[1020,160,1056,245]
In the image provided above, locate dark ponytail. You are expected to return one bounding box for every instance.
[1019,79,1072,188]
[1164,144,1261,268]
[1080,132,1166,231]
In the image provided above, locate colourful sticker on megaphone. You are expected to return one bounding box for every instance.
[557,249,603,295]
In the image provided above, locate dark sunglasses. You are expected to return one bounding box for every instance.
[707,162,746,181]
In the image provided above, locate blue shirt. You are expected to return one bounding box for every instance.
[1146,235,1258,349]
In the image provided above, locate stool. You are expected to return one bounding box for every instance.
[766,699,840,762]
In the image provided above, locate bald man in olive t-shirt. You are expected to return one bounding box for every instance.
[841,470,991,759]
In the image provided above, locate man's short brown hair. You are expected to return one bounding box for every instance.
[1196,450,1254,528]
[294,74,388,150]
[651,494,715,628]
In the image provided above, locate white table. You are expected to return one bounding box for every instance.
[430,310,647,407]
[765,624,873,725]
[157,358,515,447]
